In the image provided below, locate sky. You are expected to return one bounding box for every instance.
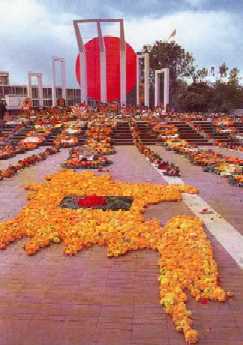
[1,0,243,87]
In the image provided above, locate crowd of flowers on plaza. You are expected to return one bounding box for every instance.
[86,116,116,155]
[62,146,112,169]
[0,105,241,343]
[0,147,59,180]
[0,125,53,159]
[151,114,243,187]
[158,138,243,186]
[130,120,181,176]
[0,169,232,344]
[1,106,242,185]
[61,114,115,169]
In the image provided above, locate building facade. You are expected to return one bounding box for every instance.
[0,83,81,108]
[0,71,10,86]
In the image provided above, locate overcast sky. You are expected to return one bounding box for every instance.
[1,0,243,87]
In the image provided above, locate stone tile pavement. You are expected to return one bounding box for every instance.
[0,146,242,345]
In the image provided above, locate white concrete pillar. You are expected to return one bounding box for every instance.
[97,21,107,103]
[154,70,160,107]
[136,55,140,106]
[61,59,67,101]
[120,20,126,106]
[27,73,32,99]
[27,72,43,108]
[80,51,87,103]
[38,74,44,108]
[144,52,150,107]
[51,58,56,106]
[74,19,130,105]
[52,57,67,106]
[163,68,169,110]
[74,21,87,103]
[154,68,170,110]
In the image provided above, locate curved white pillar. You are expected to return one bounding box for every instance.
[27,72,44,108]
[73,20,87,103]
[97,22,107,103]
[52,57,66,106]
[120,19,126,106]
[136,54,141,106]
[73,18,127,105]
[144,52,150,107]
[154,68,170,110]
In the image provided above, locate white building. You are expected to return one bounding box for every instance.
[0,72,81,108]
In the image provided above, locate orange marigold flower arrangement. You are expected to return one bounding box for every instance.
[0,171,231,344]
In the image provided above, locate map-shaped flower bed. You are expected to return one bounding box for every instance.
[0,170,232,344]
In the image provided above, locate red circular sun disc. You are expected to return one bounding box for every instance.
[75,36,137,102]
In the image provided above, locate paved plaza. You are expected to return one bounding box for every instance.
[0,145,243,345]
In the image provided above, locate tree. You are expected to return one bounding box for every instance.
[228,67,240,85]
[208,78,243,113]
[147,41,195,106]
[142,40,243,113]
[193,68,208,83]
[219,63,229,79]
[176,82,213,112]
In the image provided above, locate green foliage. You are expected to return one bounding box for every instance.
[228,67,240,85]
[146,40,243,112]
[219,63,229,78]
[176,82,213,112]
[149,41,195,79]
[176,79,243,113]
[192,68,208,83]
[147,41,195,105]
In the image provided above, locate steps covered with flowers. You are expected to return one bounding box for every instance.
[130,121,181,176]
[167,121,209,146]
[111,121,133,145]
[0,147,60,180]
[135,121,159,145]
[87,117,115,154]
[161,139,243,187]
[193,119,243,150]
[53,123,85,148]
[0,125,55,160]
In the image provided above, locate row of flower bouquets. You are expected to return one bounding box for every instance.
[86,126,115,155]
[0,147,60,180]
[152,120,243,152]
[0,122,116,179]
[62,147,112,170]
[129,123,180,177]
[162,139,243,186]
[0,127,54,160]
[62,124,115,169]
[0,124,23,146]
[49,122,115,155]
[1,119,116,160]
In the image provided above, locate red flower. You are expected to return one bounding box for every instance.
[77,195,107,208]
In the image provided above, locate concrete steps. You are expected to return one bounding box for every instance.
[42,127,63,146]
[136,122,158,145]
[169,122,210,146]
[112,122,133,145]
[9,125,33,145]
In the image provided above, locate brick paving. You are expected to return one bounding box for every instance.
[152,145,243,234]
[0,145,242,345]
[199,146,243,159]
